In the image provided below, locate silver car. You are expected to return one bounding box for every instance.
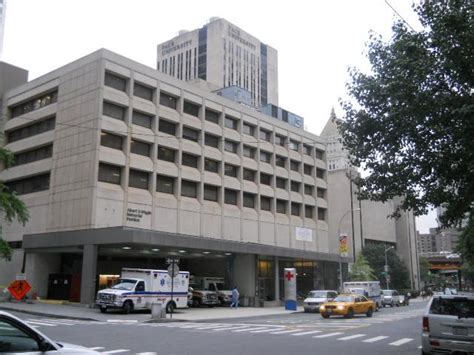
[0,311,100,354]
[422,294,474,354]
[303,290,338,313]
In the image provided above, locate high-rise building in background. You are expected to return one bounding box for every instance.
[0,0,6,60]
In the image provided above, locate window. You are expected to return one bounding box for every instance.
[7,117,55,143]
[134,82,154,101]
[275,155,286,168]
[11,91,58,118]
[204,184,219,201]
[316,168,325,179]
[291,181,300,192]
[316,149,325,160]
[261,196,272,211]
[243,193,255,208]
[304,164,313,175]
[183,101,200,117]
[160,92,178,109]
[157,146,176,162]
[224,140,238,153]
[260,173,272,186]
[182,153,199,168]
[103,101,125,120]
[98,163,121,185]
[243,145,255,158]
[132,110,153,128]
[317,188,326,198]
[181,180,198,198]
[318,208,327,221]
[5,173,50,195]
[305,184,315,195]
[276,199,287,214]
[259,129,271,142]
[205,133,219,148]
[205,109,220,124]
[289,140,299,151]
[290,160,300,171]
[260,151,272,163]
[242,123,255,136]
[225,164,238,177]
[130,140,150,156]
[224,189,238,205]
[305,205,314,218]
[159,119,177,135]
[129,169,149,190]
[13,145,53,166]
[105,72,127,92]
[204,158,219,173]
[243,168,256,182]
[101,132,123,150]
[225,115,238,130]
[275,134,286,147]
[291,202,301,216]
[304,144,312,156]
[182,127,200,142]
[276,177,287,189]
[156,175,174,194]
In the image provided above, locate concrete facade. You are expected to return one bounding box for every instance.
[0,0,6,60]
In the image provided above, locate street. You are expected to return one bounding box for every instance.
[7,300,427,354]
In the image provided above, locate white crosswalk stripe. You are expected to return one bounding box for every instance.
[363,336,389,343]
[213,325,252,331]
[291,330,322,336]
[25,320,58,327]
[389,338,413,346]
[313,332,344,338]
[338,334,366,341]
[89,347,105,350]
[269,329,302,335]
[101,350,129,354]
[232,326,269,332]
[250,328,284,333]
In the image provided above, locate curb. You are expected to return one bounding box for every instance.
[0,306,100,322]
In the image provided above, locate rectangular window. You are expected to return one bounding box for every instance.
[205,133,219,148]
[290,181,300,192]
[204,184,219,201]
[157,146,176,162]
[224,164,238,177]
[291,202,301,216]
[159,119,177,135]
[134,82,154,101]
[10,91,58,118]
[317,187,326,198]
[160,92,178,109]
[182,126,200,142]
[224,140,238,153]
[183,101,200,117]
[7,117,55,143]
[181,180,198,198]
[305,205,314,218]
[275,155,286,168]
[105,72,127,92]
[289,140,299,151]
[204,158,219,173]
[224,189,238,205]
[305,184,315,195]
[276,199,287,214]
[129,169,149,190]
[316,149,325,160]
[316,168,325,179]
[132,111,153,128]
[13,145,53,166]
[225,115,238,130]
[205,109,220,124]
[242,123,255,136]
[156,175,174,194]
[304,164,313,175]
[260,173,272,186]
[303,144,312,156]
[260,151,272,163]
[259,129,271,142]
[275,134,286,147]
[243,168,256,182]
[130,140,150,157]
[243,192,255,208]
[182,153,199,168]
[101,132,123,150]
[5,173,50,195]
[276,177,287,189]
[261,196,272,211]
[290,160,300,171]
[318,208,327,221]
[103,101,125,121]
[243,145,255,158]
[98,163,121,185]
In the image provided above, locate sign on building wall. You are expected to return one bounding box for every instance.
[339,234,349,257]
[284,268,297,311]
[295,227,313,242]
[126,205,152,227]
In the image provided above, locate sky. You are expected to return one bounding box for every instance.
[1,0,437,232]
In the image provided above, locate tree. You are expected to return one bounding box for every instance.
[338,1,474,244]
[0,147,29,261]
[419,256,431,285]
[349,253,377,281]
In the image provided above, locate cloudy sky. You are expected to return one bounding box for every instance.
[1,0,437,232]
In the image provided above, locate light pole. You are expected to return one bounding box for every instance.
[384,245,395,289]
[338,208,361,292]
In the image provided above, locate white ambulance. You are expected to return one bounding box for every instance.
[96,268,189,314]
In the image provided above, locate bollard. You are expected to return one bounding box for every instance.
[151,302,164,319]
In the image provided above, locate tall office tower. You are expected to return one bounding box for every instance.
[157,17,278,108]
[0,0,6,60]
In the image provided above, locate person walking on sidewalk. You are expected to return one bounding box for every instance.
[230,286,239,309]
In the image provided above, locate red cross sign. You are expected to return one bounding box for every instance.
[285,271,294,281]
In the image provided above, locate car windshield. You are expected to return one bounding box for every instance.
[382,290,393,296]
[308,291,327,298]
[111,279,136,290]
[334,295,354,302]
[430,297,474,318]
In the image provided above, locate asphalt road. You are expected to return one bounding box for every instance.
[8,301,428,355]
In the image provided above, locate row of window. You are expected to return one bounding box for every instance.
[6,117,56,143]
[13,145,53,166]
[5,173,50,195]
[98,163,327,220]
[10,91,58,118]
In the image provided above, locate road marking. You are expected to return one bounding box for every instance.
[102,350,129,354]
[291,330,322,336]
[250,328,284,333]
[89,347,105,350]
[195,324,233,330]
[25,321,57,327]
[363,336,389,343]
[213,325,252,331]
[337,334,366,341]
[106,319,138,323]
[232,327,269,332]
[136,353,157,355]
[313,332,344,338]
[389,338,413,346]
[270,329,302,335]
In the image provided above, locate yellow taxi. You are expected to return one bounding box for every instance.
[319,293,376,319]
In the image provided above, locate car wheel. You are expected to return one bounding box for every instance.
[100,306,107,313]
[304,309,309,313]
[345,308,354,319]
[166,301,175,314]
[192,298,201,307]
[390,302,394,307]
[366,307,373,317]
[122,301,133,314]
[321,313,330,319]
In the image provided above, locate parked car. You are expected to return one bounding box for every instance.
[381,289,402,307]
[319,293,376,319]
[303,290,338,313]
[422,294,474,355]
[0,310,100,354]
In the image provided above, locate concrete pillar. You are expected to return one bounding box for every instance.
[233,254,256,305]
[274,256,280,301]
[80,244,98,305]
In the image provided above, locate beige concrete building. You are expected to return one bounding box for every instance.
[0,49,342,305]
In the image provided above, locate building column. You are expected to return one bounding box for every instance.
[274,256,280,302]
[80,244,98,305]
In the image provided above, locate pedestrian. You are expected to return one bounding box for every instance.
[421,290,425,300]
[230,286,239,309]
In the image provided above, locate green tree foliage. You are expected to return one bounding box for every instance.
[349,253,377,281]
[362,244,411,289]
[338,1,473,232]
[457,212,474,263]
[0,147,29,261]
[419,256,431,284]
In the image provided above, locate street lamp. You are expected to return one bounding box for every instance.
[384,245,395,289]
[338,208,361,292]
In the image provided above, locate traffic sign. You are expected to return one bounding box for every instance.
[8,279,32,300]
[167,263,179,278]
